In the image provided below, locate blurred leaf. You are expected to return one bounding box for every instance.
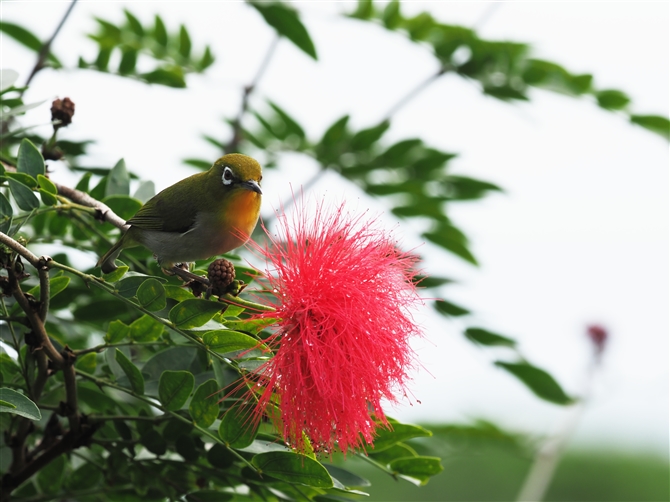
[322,464,370,488]
[417,275,454,289]
[495,361,574,405]
[103,266,129,284]
[382,0,402,29]
[75,352,98,374]
[447,175,502,200]
[143,346,197,381]
[0,388,41,420]
[219,405,257,448]
[169,299,223,329]
[186,491,233,502]
[66,462,102,491]
[118,47,138,75]
[596,89,630,110]
[351,120,390,151]
[423,224,478,265]
[140,428,167,455]
[116,273,167,298]
[373,421,432,452]
[251,2,318,60]
[252,451,333,487]
[158,370,194,411]
[17,138,45,177]
[105,159,130,197]
[388,456,443,486]
[141,67,186,88]
[203,330,262,354]
[465,327,516,347]
[136,279,167,312]
[102,195,142,220]
[36,453,66,494]
[0,22,61,66]
[199,46,215,70]
[8,179,39,211]
[133,180,155,203]
[433,299,470,317]
[124,10,144,37]
[630,115,670,140]
[154,15,168,46]
[268,101,306,139]
[183,158,212,169]
[189,379,219,428]
[369,442,418,465]
[5,172,38,188]
[179,25,192,58]
[115,349,145,395]
[0,192,13,218]
[349,0,375,19]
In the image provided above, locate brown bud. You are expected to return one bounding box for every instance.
[208,259,236,296]
[51,97,75,128]
[587,324,608,354]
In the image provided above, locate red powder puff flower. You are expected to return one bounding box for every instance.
[245,201,423,454]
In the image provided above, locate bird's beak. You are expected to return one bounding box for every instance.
[240,179,262,195]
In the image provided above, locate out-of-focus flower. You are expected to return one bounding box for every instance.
[587,324,608,356]
[245,201,423,454]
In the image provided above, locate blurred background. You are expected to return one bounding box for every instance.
[2,1,668,499]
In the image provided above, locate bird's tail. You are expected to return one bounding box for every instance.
[98,232,132,274]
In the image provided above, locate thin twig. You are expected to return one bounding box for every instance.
[226,36,280,153]
[24,0,79,88]
[383,65,453,121]
[55,183,128,230]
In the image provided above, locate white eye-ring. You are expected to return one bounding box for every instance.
[222,167,234,185]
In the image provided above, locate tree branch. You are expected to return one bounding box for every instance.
[23,0,79,88]
[55,183,128,230]
[226,36,280,153]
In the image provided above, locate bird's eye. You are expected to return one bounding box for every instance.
[222,167,234,185]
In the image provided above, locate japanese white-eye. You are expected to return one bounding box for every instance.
[98,153,262,274]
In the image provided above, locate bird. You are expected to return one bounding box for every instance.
[98,153,262,274]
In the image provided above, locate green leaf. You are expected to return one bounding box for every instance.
[350,120,390,151]
[5,171,38,188]
[372,421,432,452]
[433,299,470,317]
[140,428,167,455]
[596,89,630,111]
[199,46,215,71]
[75,352,97,374]
[66,462,102,491]
[423,226,478,265]
[186,490,233,502]
[183,158,212,169]
[158,370,194,411]
[252,451,333,487]
[203,330,262,354]
[36,174,57,194]
[495,361,574,405]
[0,388,41,420]
[165,285,193,302]
[105,159,130,197]
[382,0,402,29]
[136,279,167,311]
[179,25,192,58]
[103,265,129,283]
[349,0,375,20]
[115,349,145,395]
[219,405,257,448]
[118,47,138,75]
[116,273,167,298]
[447,175,502,201]
[0,22,62,67]
[75,172,92,192]
[37,453,66,494]
[39,189,58,206]
[388,456,443,486]
[251,2,317,60]
[465,327,516,347]
[0,192,13,218]
[124,10,144,37]
[141,67,186,88]
[129,315,163,342]
[133,180,155,203]
[322,464,370,488]
[630,114,670,141]
[143,346,197,381]
[169,299,223,329]
[105,320,130,343]
[268,101,306,139]
[224,318,278,335]
[189,379,220,428]
[8,178,39,211]
[153,15,168,46]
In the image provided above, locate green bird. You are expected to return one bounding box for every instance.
[98,153,262,274]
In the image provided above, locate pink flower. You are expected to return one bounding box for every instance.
[245,201,422,453]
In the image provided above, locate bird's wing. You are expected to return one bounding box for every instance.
[126,180,200,234]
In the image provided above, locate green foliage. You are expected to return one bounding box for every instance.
[78,10,215,87]
[495,361,574,405]
[0,388,41,420]
[250,2,318,60]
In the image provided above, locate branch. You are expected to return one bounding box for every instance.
[23,0,79,88]
[226,36,280,153]
[383,65,453,121]
[55,183,128,230]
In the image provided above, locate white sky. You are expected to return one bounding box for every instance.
[2,1,668,455]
